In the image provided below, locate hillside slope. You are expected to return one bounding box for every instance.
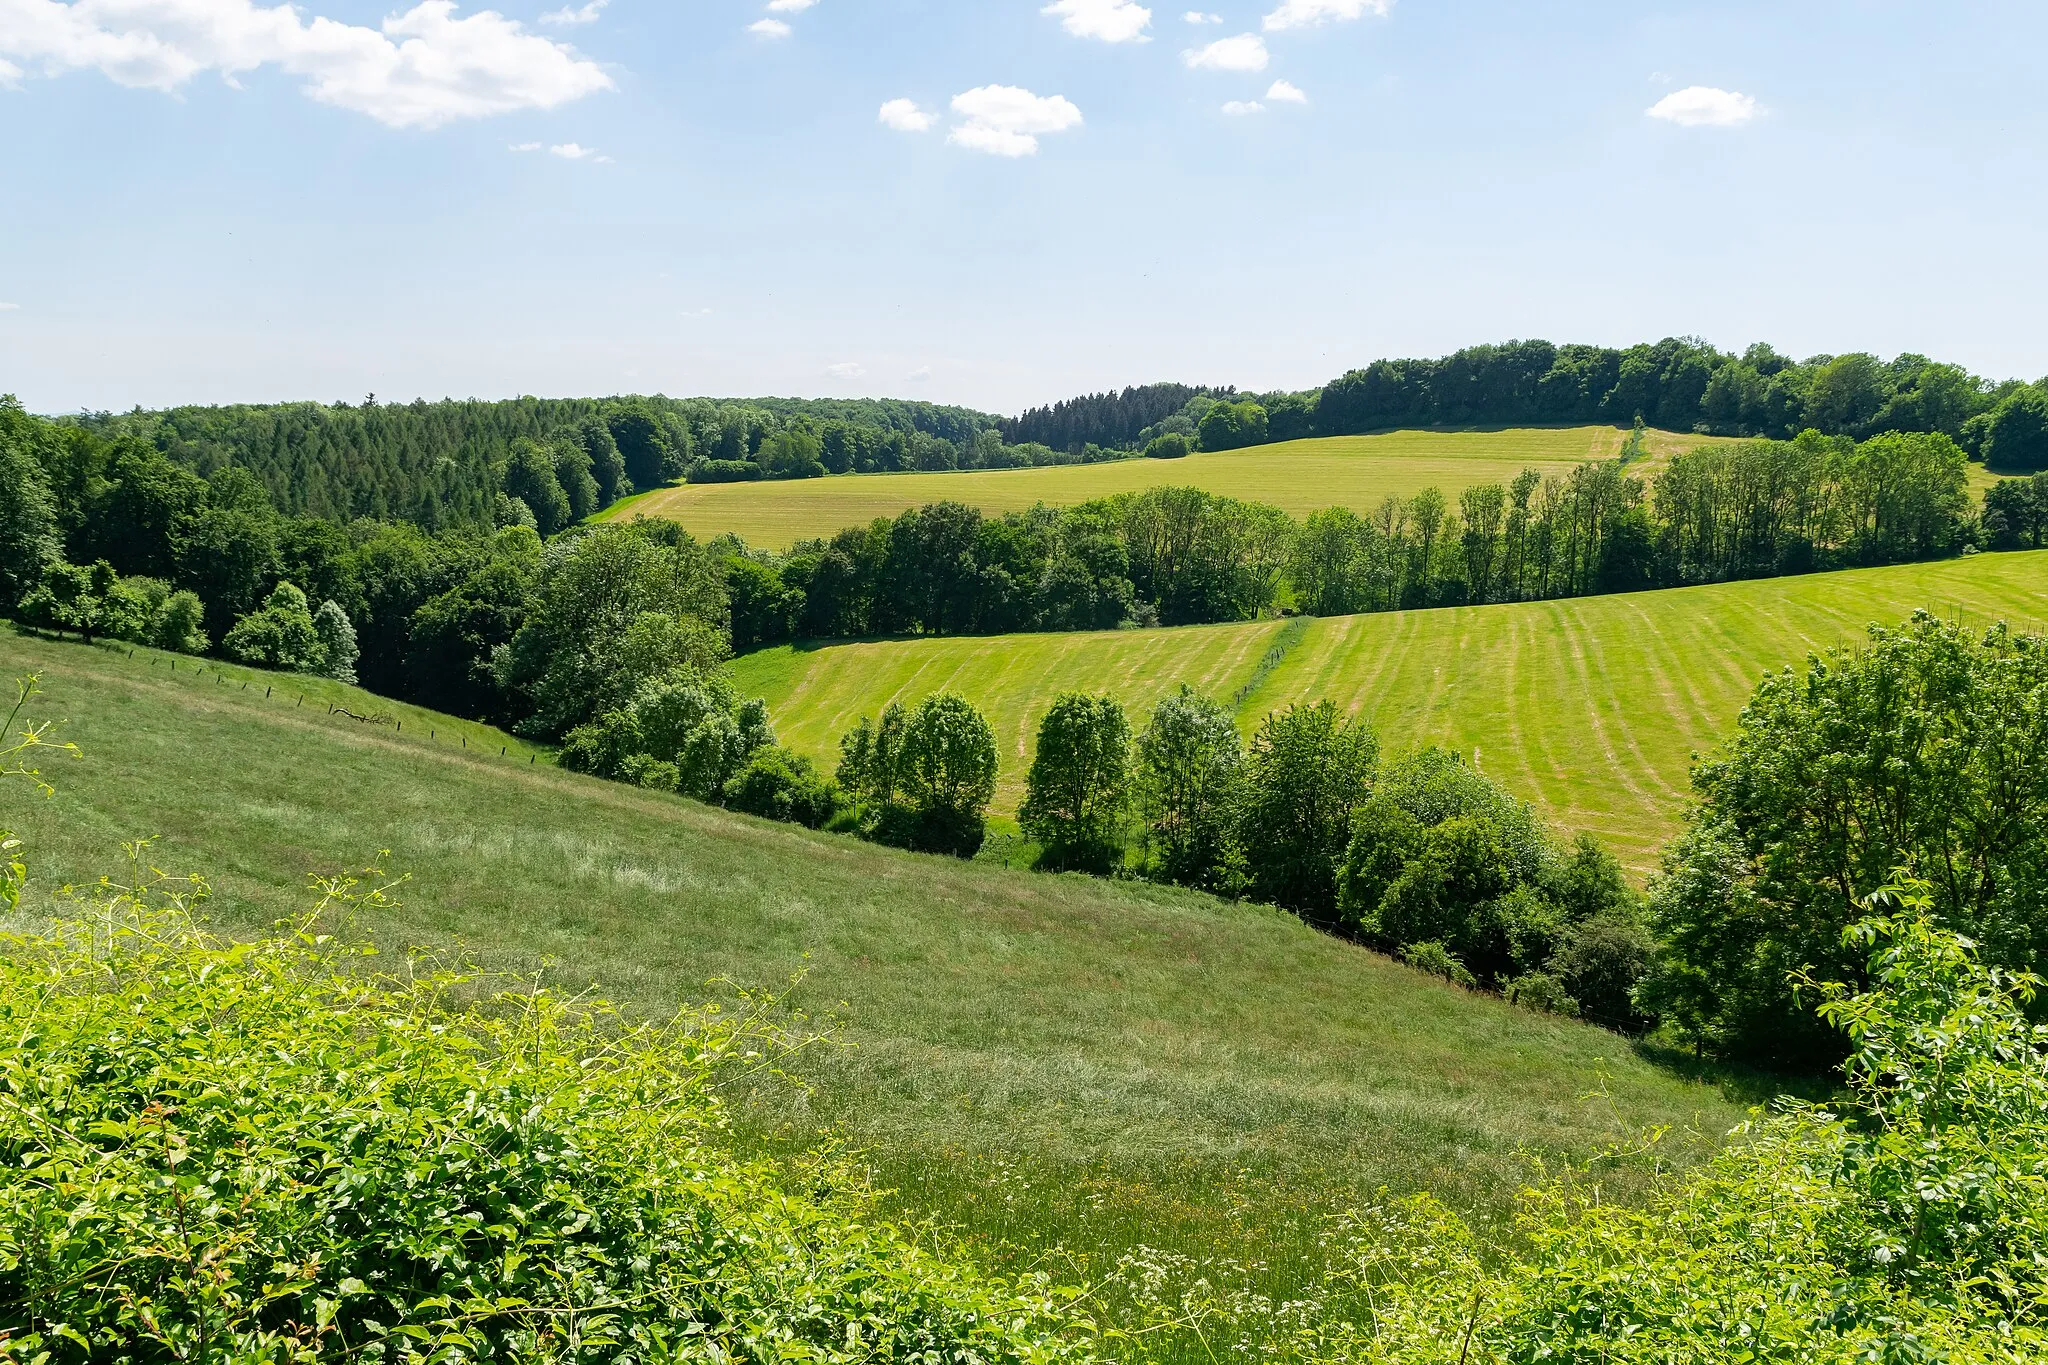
[0,627,1740,1301]
[733,550,2048,870]
[611,425,1724,549]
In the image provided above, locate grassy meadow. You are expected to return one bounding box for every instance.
[610,425,1725,549]
[0,626,1746,1331]
[734,550,2048,871]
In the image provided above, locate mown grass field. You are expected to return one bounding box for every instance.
[0,627,1744,1331]
[734,550,2048,872]
[610,425,1725,549]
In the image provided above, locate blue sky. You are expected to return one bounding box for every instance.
[4,0,2045,416]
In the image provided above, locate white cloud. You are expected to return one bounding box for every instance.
[946,83,1081,157]
[826,361,865,378]
[1042,0,1149,42]
[539,0,603,25]
[1182,33,1267,71]
[1221,99,1261,115]
[1646,85,1758,127]
[549,140,606,160]
[0,302,18,310]
[1265,77,1305,102]
[906,365,931,382]
[878,96,932,132]
[747,17,790,36]
[508,139,540,150]
[0,0,612,128]
[765,0,817,9]
[1183,11,1220,22]
[1262,0,1389,30]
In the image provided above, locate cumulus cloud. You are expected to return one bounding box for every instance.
[1221,99,1261,115]
[878,96,932,132]
[539,0,603,25]
[0,302,18,310]
[1183,10,1220,22]
[1646,85,1757,127]
[906,365,931,382]
[549,140,606,160]
[946,83,1081,157]
[826,361,865,378]
[747,17,790,36]
[765,0,817,9]
[1182,32,1266,70]
[1042,0,1149,42]
[1262,0,1389,30]
[508,139,540,150]
[1265,77,1305,102]
[0,0,612,127]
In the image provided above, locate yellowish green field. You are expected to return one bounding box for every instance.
[612,425,1724,550]
[733,550,2048,871]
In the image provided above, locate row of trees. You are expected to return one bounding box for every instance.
[822,609,2048,1062]
[775,686,1652,1026]
[723,429,1986,648]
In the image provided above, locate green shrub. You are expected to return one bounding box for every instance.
[0,865,1090,1365]
[1502,970,1580,1017]
[723,745,843,828]
[689,458,765,483]
[1339,750,1650,1017]
[1399,939,1476,988]
[147,587,210,654]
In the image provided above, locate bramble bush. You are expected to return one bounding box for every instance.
[0,861,1092,1363]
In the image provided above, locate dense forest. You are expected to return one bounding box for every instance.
[76,393,1006,528]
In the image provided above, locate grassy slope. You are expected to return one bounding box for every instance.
[610,426,1723,550]
[734,550,2048,871]
[1,627,1741,1308]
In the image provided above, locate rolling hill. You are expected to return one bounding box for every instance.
[731,550,2048,871]
[608,425,1729,550]
[0,626,1743,1327]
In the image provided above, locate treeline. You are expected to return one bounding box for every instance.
[722,428,1989,649]
[48,337,2048,554]
[72,393,1004,529]
[1024,338,2048,471]
[1001,382,1227,450]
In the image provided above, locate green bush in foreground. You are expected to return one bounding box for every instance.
[0,865,1088,1363]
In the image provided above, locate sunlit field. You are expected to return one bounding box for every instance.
[611,425,1733,549]
[733,549,2048,872]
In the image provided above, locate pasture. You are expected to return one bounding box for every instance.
[611,425,1724,549]
[0,626,1745,1326]
[732,549,2048,872]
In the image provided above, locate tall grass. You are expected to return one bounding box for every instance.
[0,625,1746,1360]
